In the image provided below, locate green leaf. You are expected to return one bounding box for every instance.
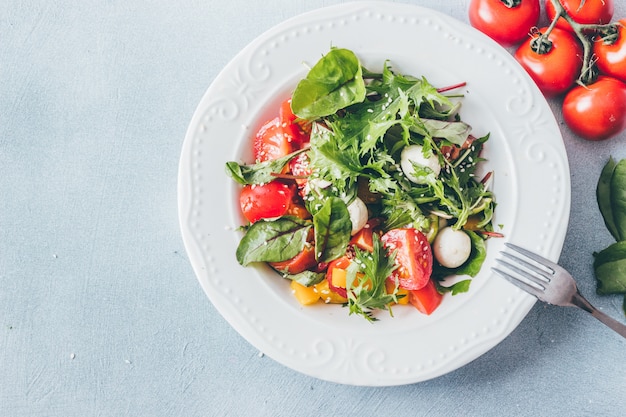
[597,157,618,240]
[282,270,326,287]
[225,149,305,185]
[420,119,471,146]
[610,158,626,241]
[236,217,311,266]
[291,48,366,120]
[346,234,399,322]
[313,197,352,263]
[593,241,626,295]
[437,279,471,295]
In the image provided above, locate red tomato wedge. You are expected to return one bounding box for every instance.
[239,181,295,223]
[407,279,443,315]
[381,228,433,291]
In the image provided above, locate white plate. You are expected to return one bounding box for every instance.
[178,1,570,386]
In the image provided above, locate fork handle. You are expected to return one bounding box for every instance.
[572,293,626,339]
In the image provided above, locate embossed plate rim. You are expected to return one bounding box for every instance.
[178,1,571,386]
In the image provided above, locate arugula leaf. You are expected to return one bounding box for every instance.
[313,197,352,263]
[345,234,399,322]
[291,48,366,120]
[236,217,311,266]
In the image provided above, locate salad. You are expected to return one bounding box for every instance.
[226,48,501,321]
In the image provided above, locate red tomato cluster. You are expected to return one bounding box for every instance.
[469,0,626,141]
[239,98,443,315]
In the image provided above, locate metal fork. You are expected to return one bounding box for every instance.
[493,242,626,339]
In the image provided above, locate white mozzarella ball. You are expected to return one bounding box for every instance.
[347,197,368,236]
[433,227,472,268]
[400,144,441,184]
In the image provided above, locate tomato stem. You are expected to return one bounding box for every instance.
[547,0,617,86]
[500,0,522,8]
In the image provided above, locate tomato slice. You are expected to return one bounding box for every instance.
[407,279,443,315]
[349,218,381,252]
[381,228,433,291]
[253,117,293,162]
[239,181,295,223]
[289,151,311,188]
[270,244,318,274]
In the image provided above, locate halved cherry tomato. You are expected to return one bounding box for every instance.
[270,244,318,274]
[594,20,626,83]
[514,27,583,97]
[562,76,626,140]
[407,279,443,315]
[239,181,295,223]
[469,0,540,46]
[253,117,293,162]
[381,228,433,291]
[546,0,613,32]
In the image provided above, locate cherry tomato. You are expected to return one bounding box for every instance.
[239,181,295,223]
[594,20,626,83]
[514,27,583,97]
[545,0,613,32]
[562,76,626,141]
[270,244,318,274]
[407,279,443,315]
[469,0,540,46]
[381,228,433,291]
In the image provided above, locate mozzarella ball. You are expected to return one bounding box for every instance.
[433,227,472,268]
[347,197,368,235]
[400,144,441,184]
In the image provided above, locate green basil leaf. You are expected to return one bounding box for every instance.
[236,217,311,266]
[291,48,366,120]
[313,197,352,263]
[593,241,626,295]
[282,270,326,287]
[610,158,626,241]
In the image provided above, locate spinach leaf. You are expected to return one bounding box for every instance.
[225,149,304,185]
[282,270,326,287]
[596,157,618,240]
[593,241,626,295]
[236,217,311,266]
[437,279,471,295]
[610,159,626,241]
[291,48,366,120]
[313,197,352,263]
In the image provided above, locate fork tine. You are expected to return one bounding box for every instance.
[492,267,544,298]
[505,243,559,270]
[495,257,548,288]
[499,252,553,283]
